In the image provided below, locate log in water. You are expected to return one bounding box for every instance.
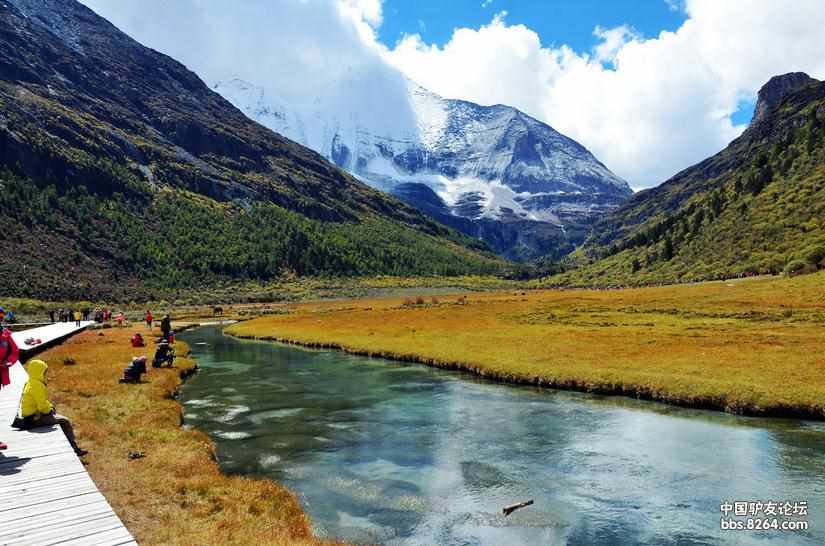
[181,325,825,545]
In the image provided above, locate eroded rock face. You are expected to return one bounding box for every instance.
[752,72,818,125]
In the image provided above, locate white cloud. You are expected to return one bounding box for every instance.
[481,0,494,8]
[592,25,638,65]
[385,1,825,188]
[664,0,684,12]
[80,0,825,190]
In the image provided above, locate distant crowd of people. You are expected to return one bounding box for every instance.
[1,306,177,457]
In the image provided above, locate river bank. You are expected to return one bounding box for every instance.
[226,272,825,420]
[31,325,333,546]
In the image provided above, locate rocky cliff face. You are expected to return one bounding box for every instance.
[215,78,632,260]
[752,72,818,125]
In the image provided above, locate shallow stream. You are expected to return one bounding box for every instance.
[181,325,825,545]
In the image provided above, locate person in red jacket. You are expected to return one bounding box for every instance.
[0,327,20,450]
[145,310,153,329]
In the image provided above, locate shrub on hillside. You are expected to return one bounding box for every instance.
[784,260,808,276]
[802,245,825,266]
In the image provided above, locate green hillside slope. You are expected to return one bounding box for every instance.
[552,74,825,286]
[0,0,503,300]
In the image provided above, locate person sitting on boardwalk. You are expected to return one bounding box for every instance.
[20,360,88,457]
[0,328,19,451]
[152,340,174,368]
[131,332,145,347]
[120,356,147,384]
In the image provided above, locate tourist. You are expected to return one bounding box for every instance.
[20,360,88,456]
[160,314,171,341]
[152,340,174,368]
[120,356,147,384]
[73,309,81,327]
[48,309,55,323]
[131,332,145,347]
[116,311,125,327]
[145,310,153,329]
[0,328,20,451]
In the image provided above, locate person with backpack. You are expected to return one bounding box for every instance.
[0,328,20,451]
[20,359,87,457]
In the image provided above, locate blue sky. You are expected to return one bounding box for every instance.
[379,0,686,52]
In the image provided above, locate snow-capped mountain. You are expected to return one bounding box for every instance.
[215,77,632,260]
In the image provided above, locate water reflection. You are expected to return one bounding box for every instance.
[181,326,825,545]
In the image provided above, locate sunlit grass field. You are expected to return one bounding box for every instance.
[228,272,825,418]
[33,326,335,546]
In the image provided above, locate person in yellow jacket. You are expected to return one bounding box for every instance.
[21,360,87,456]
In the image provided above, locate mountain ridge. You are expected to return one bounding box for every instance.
[552,72,825,285]
[0,0,504,300]
[214,76,632,260]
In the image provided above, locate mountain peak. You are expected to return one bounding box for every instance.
[752,72,818,124]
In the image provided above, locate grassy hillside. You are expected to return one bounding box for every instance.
[551,77,825,286]
[0,0,503,300]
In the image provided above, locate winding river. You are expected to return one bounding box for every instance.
[180,325,825,545]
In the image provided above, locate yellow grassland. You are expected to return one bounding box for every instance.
[227,272,825,418]
[30,326,338,546]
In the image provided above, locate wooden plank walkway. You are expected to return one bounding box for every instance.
[1,322,137,546]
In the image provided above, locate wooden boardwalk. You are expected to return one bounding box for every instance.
[0,322,137,546]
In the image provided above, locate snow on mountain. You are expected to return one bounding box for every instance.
[214,76,632,259]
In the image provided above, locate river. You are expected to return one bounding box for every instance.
[180,325,825,545]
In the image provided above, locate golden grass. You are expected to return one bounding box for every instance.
[227,272,825,418]
[32,325,337,546]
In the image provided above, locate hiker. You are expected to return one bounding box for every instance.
[116,311,125,327]
[152,340,174,368]
[160,314,171,341]
[131,332,145,347]
[20,360,88,457]
[73,309,81,327]
[0,328,20,451]
[48,309,55,323]
[120,356,147,384]
[145,310,153,329]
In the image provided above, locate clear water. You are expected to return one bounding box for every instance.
[180,326,825,545]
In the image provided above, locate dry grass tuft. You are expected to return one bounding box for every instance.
[33,327,338,546]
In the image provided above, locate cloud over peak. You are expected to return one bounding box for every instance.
[82,0,825,189]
